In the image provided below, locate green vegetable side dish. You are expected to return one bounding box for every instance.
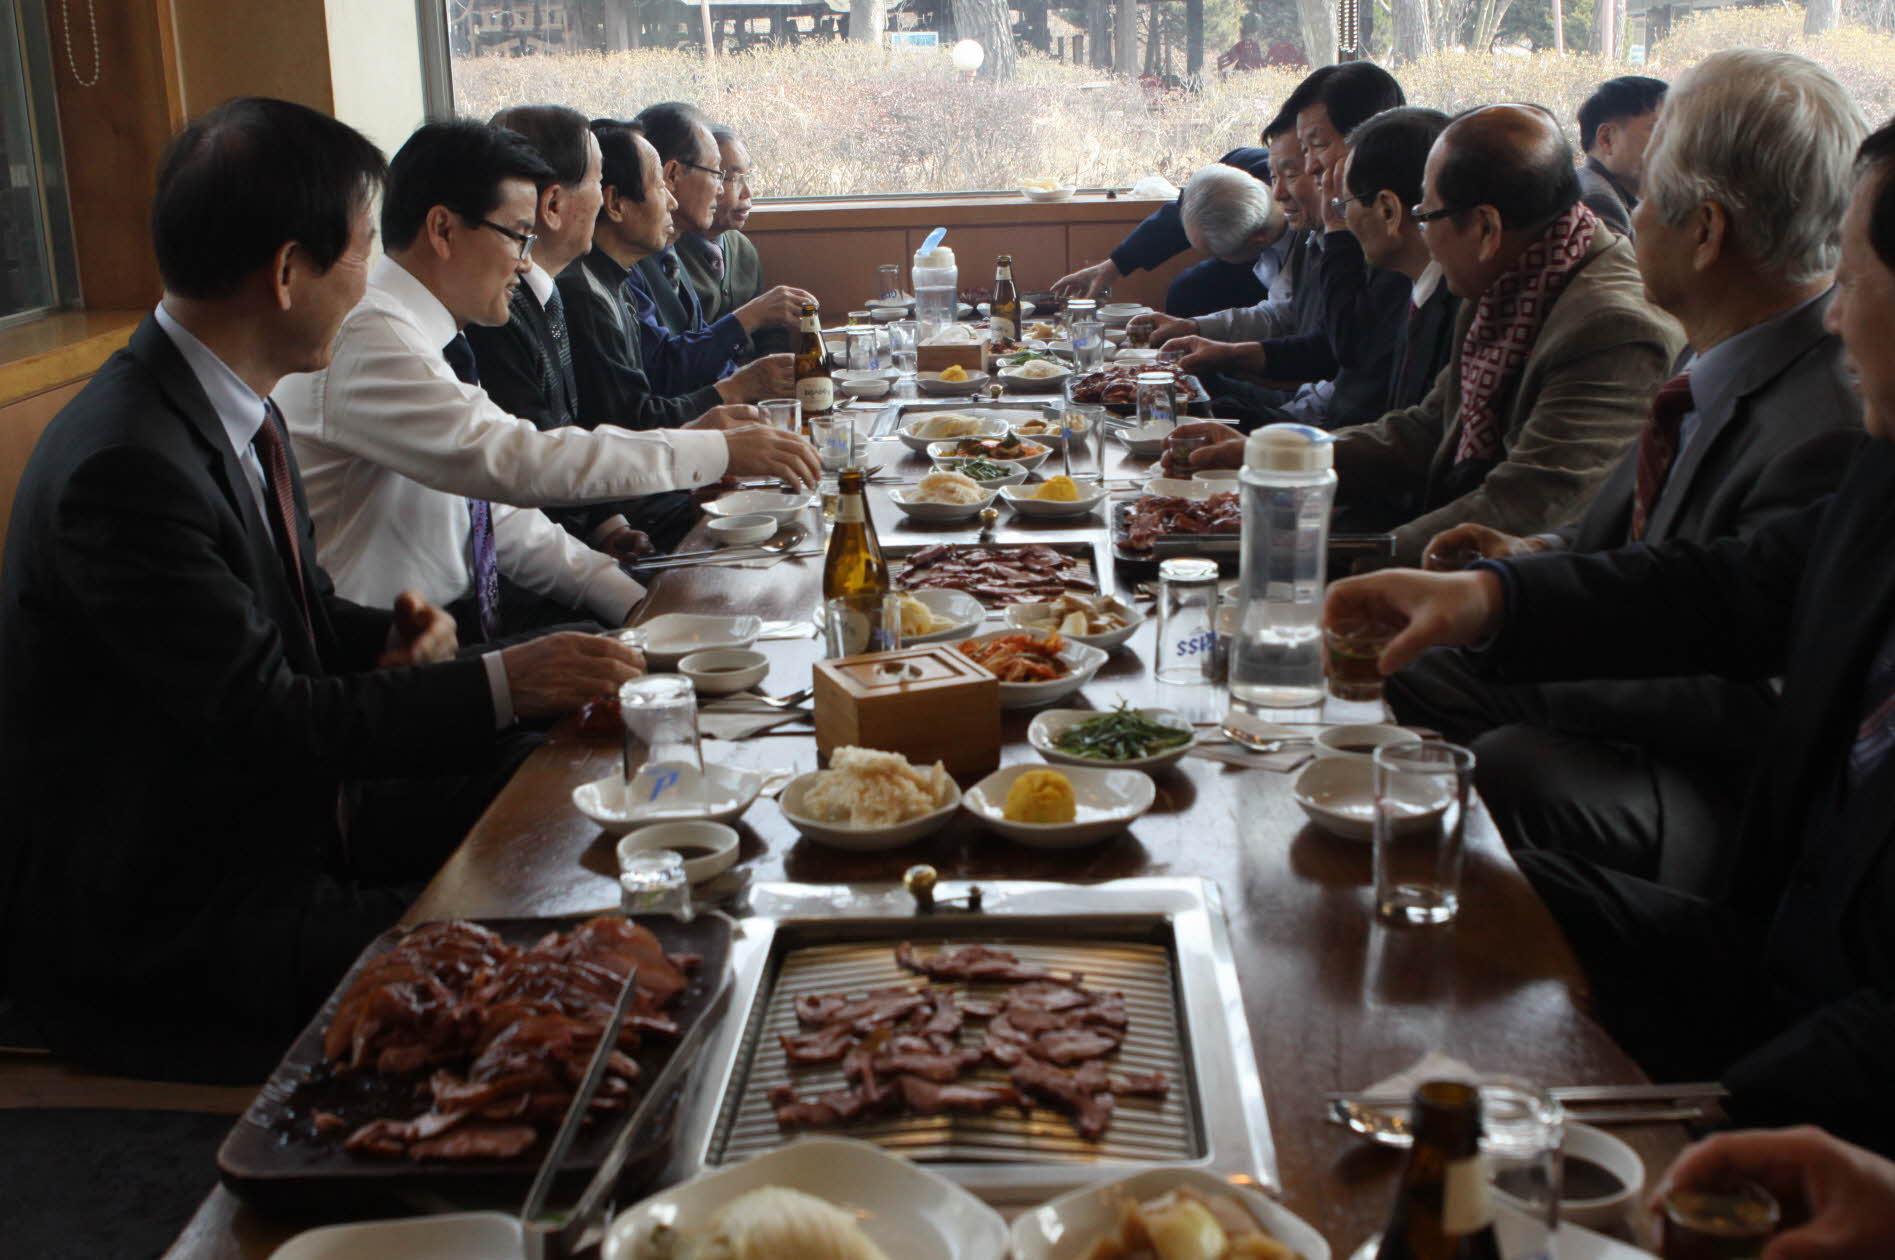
[1051,703,1194,761]
[955,457,1015,482]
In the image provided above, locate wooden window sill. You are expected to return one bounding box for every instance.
[0,310,144,407]
[747,190,1170,232]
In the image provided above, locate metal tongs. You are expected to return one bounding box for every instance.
[519,963,734,1259]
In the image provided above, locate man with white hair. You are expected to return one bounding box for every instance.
[1389,49,1868,896]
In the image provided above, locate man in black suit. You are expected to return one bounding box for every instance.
[0,98,643,1081]
[1575,75,1666,239]
[1320,110,1895,1154]
[1391,51,1870,895]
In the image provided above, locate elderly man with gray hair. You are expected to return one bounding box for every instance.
[1389,48,1870,897]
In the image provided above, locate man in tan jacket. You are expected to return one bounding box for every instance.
[1167,105,1684,565]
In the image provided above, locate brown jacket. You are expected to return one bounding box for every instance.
[1334,230,1685,564]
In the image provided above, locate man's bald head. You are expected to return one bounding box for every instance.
[1433,104,1581,232]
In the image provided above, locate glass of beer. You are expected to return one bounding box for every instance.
[1326,617,1400,701]
[1661,1181,1780,1259]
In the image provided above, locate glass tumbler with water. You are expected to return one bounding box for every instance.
[877,262,904,302]
[1482,1078,1565,1260]
[1373,741,1476,926]
[1155,558,1222,684]
[887,319,919,379]
[1227,424,1337,713]
[1135,372,1177,429]
[845,326,880,372]
[620,675,704,816]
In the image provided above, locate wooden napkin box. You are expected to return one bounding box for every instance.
[814,644,1000,779]
[917,341,985,374]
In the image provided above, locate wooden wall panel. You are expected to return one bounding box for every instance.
[0,378,85,567]
[747,227,909,318]
[167,0,335,118]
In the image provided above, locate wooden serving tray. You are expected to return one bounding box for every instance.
[216,912,732,1216]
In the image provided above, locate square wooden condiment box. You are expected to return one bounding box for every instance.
[917,342,985,374]
[813,644,1000,779]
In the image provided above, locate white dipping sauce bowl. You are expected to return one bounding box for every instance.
[707,513,777,546]
[1314,723,1423,762]
[617,820,739,884]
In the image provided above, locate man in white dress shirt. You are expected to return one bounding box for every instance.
[278,119,818,639]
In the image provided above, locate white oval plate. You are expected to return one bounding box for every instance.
[916,370,990,396]
[1004,598,1144,651]
[899,588,987,644]
[1114,423,1173,458]
[1292,754,1449,841]
[572,763,765,834]
[889,485,1000,523]
[1006,416,1090,449]
[996,363,1073,392]
[997,482,1110,520]
[898,412,1009,451]
[604,1136,1007,1260]
[627,612,763,669]
[271,1212,522,1260]
[927,439,1053,475]
[1027,707,1195,772]
[1142,476,1217,500]
[926,458,1029,488]
[964,762,1155,847]
[1011,1168,1329,1260]
[1020,185,1076,202]
[700,490,814,526]
[957,629,1108,708]
[777,770,963,851]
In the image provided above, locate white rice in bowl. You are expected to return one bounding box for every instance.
[910,470,985,505]
[799,746,952,826]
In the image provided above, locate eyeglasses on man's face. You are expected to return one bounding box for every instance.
[680,160,727,183]
[1330,193,1370,218]
[1410,203,1475,227]
[474,218,537,260]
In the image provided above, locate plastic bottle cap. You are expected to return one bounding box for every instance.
[1245,422,1335,474]
[914,245,956,269]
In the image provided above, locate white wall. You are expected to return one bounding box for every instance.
[325,0,428,162]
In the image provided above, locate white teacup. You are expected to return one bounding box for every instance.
[1314,723,1423,761]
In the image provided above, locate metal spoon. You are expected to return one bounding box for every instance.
[631,525,805,568]
[1221,725,1315,755]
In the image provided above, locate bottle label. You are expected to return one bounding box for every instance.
[835,494,865,523]
[990,315,1016,341]
[798,376,835,414]
[1441,1154,1495,1235]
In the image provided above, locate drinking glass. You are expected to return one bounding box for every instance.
[1154,557,1221,684]
[1372,741,1475,925]
[845,326,880,371]
[1661,1180,1780,1259]
[808,414,856,474]
[619,675,703,814]
[823,594,904,658]
[1326,618,1400,701]
[1069,316,1106,370]
[1482,1078,1564,1260]
[759,397,801,433]
[1135,371,1176,428]
[619,849,692,919]
[877,263,903,302]
[887,319,919,379]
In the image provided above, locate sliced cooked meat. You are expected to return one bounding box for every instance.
[1011,1056,1116,1140]
[405,1123,539,1161]
[873,1047,984,1081]
[897,1075,1023,1114]
[922,988,963,1036]
[1033,1027,1124,1064]
[779,1023,856,1064]
[894,943,1063,983]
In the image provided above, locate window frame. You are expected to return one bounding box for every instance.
[0,0,80,331]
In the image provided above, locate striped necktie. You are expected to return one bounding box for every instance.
[441,333,500,641]
[253,400,315,647]
[1630,372,1694,540]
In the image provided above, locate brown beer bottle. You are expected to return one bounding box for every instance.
[794,301,835,421]
[990,254,1022,344]
[821,468,895,655]
[1375,1081,1505,1260]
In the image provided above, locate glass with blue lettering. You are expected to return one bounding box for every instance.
[618,675,704,816]
[1154,557,1222,685]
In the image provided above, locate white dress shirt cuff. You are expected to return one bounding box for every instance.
[671,427,731,484]
[584,568,648,626]
[588,514,632,547]
[482,650,515,728]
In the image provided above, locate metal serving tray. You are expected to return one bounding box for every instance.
[884,538,1108,607]
[663,879,1275,1204]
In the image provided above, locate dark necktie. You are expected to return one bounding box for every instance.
[701,236,726,280]
[1851,616,1895,789]
[1630,372,1694,540]
[253,400,315,646]
[441,333,500,641]
[543,286,575,384]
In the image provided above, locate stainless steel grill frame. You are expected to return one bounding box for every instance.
[663,878,1276,1204]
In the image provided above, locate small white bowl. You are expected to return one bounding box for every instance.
[1006,414,1089,448]
[835,368,895,398]
[677,648,769,696]
[1097,302,1149,327]
[998,481,1109,520]
[707,513,776,547]
[571,763,766,834]
[1005,597,1145,651]
[617,820,739,885]
[898,413,1009,452]
[1314,723,1423,762]
[1115,423,1174,458]
[604,1137,1008,1260]
[996,362,1073,393]
[897,588,987,644]
[1113,347,1166,366]
[927,439,1052,475]
[926,458,1030,488]
[701,490,814,527]
[1141,476,1216,500]
[777,769,963,851]
[1012,1168,1328,1260]
[889,485,1001,523]
[1292,754,1449,842]
[1027,707,1195,772]
[626,612,762,669]
[1559,1122,1645,1231]
[1020,184,1077,202]
[964,762,1155,847]
[916,370,991,397]
[956,629,1108,708]
[1194,468,1241,485]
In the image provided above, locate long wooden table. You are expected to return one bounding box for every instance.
[168,407,1689,1257]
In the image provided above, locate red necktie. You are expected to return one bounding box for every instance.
[1630,373,1693,540]
[254,400,315,646]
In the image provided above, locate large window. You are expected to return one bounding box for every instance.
[437,1,1895,201]
[0,0,76,327]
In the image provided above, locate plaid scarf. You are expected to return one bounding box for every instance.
[1453,204,1599,464]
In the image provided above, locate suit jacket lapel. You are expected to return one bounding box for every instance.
[1646,293,1835,540]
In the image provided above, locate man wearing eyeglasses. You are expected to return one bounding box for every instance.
[676,123,792,357]
[278,120,818,643]
[628,101,812,395]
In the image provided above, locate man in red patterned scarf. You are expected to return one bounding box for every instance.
[1164,104,1684,566]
